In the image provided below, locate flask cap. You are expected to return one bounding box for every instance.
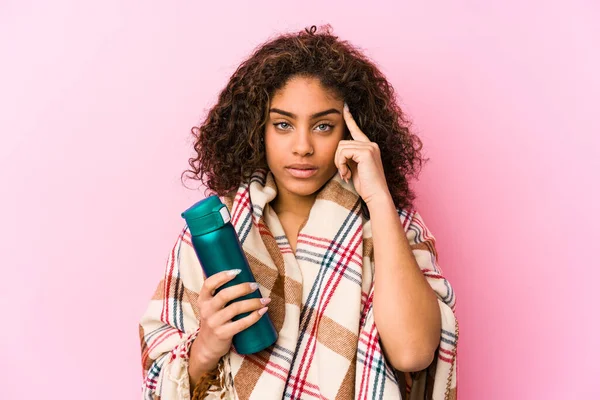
[181,195,231,236]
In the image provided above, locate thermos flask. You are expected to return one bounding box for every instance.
[181,195,278,355]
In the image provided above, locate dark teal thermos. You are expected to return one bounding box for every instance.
[181,195,278,355]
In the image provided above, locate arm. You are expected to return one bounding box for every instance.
[367,194,442,372]
[337,103,458,393]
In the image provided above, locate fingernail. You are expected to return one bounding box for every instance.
[227,269,242,276]
[260,297,271,305]
[344,102,348,111]
[258,307,269,316]
[249,282,259,290]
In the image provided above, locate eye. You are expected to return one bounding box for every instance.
[315,123,334,132]
[274,122,291,130]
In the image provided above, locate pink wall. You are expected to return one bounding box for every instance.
[1,1,598,398]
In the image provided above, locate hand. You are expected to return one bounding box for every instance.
[335,102,391,205]
[189,269,270,373]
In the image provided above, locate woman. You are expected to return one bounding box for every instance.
[139,25,458,400]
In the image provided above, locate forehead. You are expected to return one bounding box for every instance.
[271,76,341,109]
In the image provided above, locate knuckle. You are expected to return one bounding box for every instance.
[241,317,254,330]
[229,301,243,315]
[234,282,252,298]
[198,305,209,320]
[214,328,229,341]
[214,290,226,302]
[216,288,232,303]
[243,299,260,313]
[199,284,210,296]
[204,275,217,288]
[195,296,205,308]
[202,285,216,299]
[205,317,218,330]
[213,328,224,340]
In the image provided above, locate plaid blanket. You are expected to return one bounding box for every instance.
[139,169,458,399]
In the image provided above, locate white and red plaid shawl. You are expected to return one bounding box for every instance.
[140,169,458,399]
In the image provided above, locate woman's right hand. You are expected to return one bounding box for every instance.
[188,269,270,377]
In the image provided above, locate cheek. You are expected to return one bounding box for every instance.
[264,139,284,166]
[265,146,276,165]
[321,140,341,163]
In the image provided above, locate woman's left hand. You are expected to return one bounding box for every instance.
[335,102,391,205]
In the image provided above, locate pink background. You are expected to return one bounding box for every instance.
[1,1,598,398]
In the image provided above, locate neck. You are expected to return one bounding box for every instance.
[271,185,316,219]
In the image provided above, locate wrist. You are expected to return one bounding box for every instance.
[365,190,394,209]
[189,337,220,377]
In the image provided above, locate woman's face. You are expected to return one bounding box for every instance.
[264,75,347,198]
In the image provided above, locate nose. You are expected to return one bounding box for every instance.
[292,130,314,156]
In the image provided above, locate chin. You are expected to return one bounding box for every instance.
[280,178,320,196]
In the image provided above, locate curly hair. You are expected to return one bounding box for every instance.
[182,24,428,211]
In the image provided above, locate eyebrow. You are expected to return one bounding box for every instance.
[269,108,341,119]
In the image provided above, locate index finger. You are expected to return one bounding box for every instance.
[343,102,370,142]
[199,269,242,301]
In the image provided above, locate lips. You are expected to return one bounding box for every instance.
[286,163,317,170]
[285,165,318,178]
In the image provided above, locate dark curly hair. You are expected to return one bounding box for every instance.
[182,24,428,211]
